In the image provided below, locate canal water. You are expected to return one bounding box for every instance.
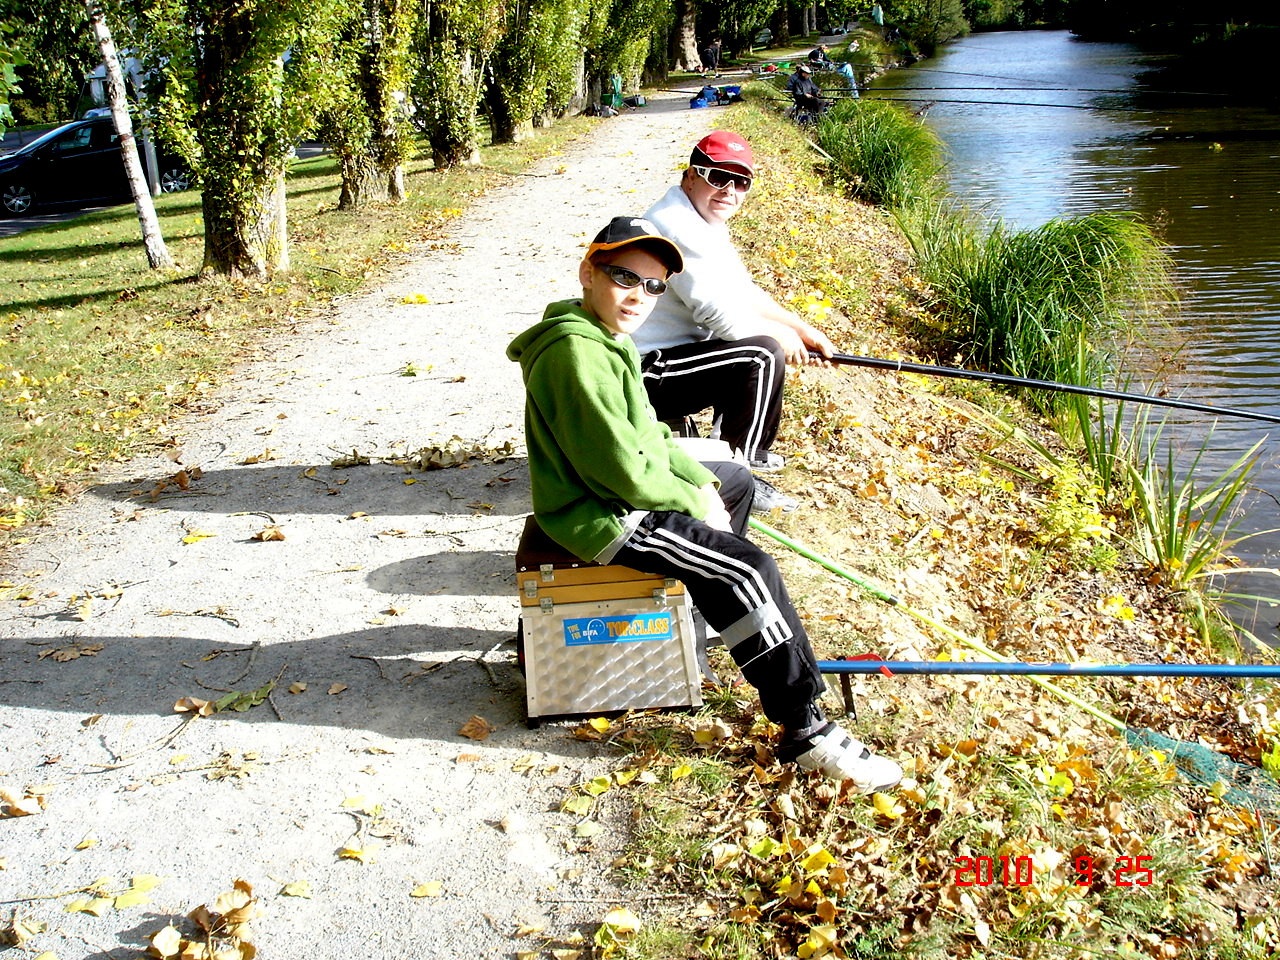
[867,30,1280,645]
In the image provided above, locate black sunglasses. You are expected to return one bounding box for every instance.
[597,263,668,297]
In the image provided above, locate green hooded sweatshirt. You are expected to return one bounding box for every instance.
[507,299,717,563]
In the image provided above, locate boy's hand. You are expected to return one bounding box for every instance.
[700,483,733,532]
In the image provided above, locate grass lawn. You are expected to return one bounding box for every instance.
[0,119,594,536]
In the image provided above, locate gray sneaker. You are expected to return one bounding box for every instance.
[751,475,798,514]
[747,451,786,473]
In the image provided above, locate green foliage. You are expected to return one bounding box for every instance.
[695,0,778,55]
[881,0,969,53]
[898,202,1174,396]
[1124,429,1268,592]
[0,0,100,125]
[582,0,672,94]
[0,18,22,128]
[1034,457,1118,569]
[487,0,585,141]
[143,0,349,275]
[315,0,416,207]
[815,99,945,209]
[412,0,504,167]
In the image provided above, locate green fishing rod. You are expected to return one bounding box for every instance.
[819,352,1280,426]
[749,516,1280,811]
[747,516,1125,732]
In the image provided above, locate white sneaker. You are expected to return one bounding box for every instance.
[789,724,903,792]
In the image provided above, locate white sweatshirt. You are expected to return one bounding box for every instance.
[633,186,772,355]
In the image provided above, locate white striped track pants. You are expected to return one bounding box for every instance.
[641,336,785,462]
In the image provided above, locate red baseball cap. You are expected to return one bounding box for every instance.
[690,130,754,175]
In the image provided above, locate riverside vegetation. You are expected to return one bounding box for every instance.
[585,83,1278,958]
[2,61,1279,960]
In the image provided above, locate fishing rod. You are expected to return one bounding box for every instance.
[905,66,1231,97]
[852,94,1154,112]
[862,85,1195,94]
[749,516,1123,731]
[817,660,1280,678]
[822,352,1280,426]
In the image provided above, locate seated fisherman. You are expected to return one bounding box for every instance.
[506,215,902,791]
[785,62,826,115]
[808,42,859,94]
[638,131,838,516]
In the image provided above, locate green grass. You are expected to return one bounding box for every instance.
[897,201,1174,399]
[1124,427,1273,594]
[815,99,945,209]
[0,119,594,534]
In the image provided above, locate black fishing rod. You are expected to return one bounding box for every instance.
[863,85,1205,94]
[905,66,1231,97]
[823,352,1280,426]
[853,94,1153,113]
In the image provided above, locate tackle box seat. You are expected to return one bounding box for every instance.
[515,515,702,726]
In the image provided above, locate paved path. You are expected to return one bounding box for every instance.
[0,90,718,959]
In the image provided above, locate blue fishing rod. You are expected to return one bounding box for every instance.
[817,660,1280,677]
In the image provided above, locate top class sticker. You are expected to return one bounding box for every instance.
[563,612,674,646]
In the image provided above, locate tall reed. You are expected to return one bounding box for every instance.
[815,99,944,208]
[897,201,1175,405]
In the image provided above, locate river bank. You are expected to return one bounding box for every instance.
[1,84,1277,959]
[867,29,1280,648]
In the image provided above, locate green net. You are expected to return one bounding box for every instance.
[1125,727,1280,812]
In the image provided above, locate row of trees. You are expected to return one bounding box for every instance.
[5,0,1272,280]
[2,0,697,277]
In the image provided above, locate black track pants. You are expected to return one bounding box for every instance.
[610,461,823,730]
[640,337,785,462]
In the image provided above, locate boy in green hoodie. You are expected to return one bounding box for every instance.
[507,217,900,791]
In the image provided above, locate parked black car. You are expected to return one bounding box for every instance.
[0,117,191,217]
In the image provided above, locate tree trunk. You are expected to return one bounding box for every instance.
[770,5,790,47]
[335,0,410,210]
[201,170,288,278]
[84,0,174,270]
[484,69,530,144]
[668,0,701,72]
[417,3,486,170]
[337,155,397,209]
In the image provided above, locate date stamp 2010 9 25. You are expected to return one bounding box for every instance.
[953,854,1155,887]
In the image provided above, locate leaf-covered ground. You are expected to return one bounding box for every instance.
[556,106,1280,960]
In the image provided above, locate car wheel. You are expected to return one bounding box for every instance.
[159,167,191,193]
[1,183,34,216]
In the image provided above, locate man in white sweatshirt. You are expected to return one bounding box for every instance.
[636,130,835,512]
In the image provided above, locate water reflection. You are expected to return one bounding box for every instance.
[868,31,1280,642]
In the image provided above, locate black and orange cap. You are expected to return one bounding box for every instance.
[585,216,684,275]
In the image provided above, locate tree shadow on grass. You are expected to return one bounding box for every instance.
[0,233,202,265]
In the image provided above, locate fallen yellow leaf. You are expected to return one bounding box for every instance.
[337,844,378,863]
[410,881,443,898]
[149,925,183,958]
